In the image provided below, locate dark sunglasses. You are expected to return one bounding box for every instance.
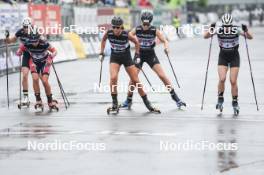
[143,23,150,26]
[112,26,121,29]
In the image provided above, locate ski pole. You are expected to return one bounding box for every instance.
[164,50,181,88]
[51,62,70,109]
[5,40,9,108]
[98,55,104,88]
[244,35,259,111]
[57,79,70,106]
[201,36,213,110]
[140,68,155,92]
[19,55,22,109]
[54,72,70,106]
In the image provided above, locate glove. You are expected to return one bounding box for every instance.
[46,56,53,66]
[5,30,10,38]
[134,53,141,66]
[164,48,169,55]
[99,53,104,62]
[209,23,216,33]
[210,23,216,29]
[16,49,23,57]
[242,24,248,32]
[49,52,56,59]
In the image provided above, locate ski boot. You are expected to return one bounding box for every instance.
[120,99,133,110]
[176,100,187,109]
[18,96,30,109]
[34,100,44,112]
[216,97,224,113]
[232,100,240,116]
[48,100,59,112]
[143,96,161,114]
[107,102,120,115]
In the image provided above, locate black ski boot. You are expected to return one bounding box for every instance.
[216,92,224,113]
[142,95,161,113]
[170,89,186,109]
[107,94,120,115]
[232,96,239,116]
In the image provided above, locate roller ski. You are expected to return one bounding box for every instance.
[48,100,59,112]
[107,103,120,115]
[176,100,187,109]
[216,96,224,113]
[143,96,161,114]
[18,96,30,109]
[120,99,132,110]
[232,100,240,116]
[34,100,44,112]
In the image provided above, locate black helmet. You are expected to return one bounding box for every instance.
[111,16,123,26]
[141,11,153,23]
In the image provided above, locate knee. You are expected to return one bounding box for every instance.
[219,77,226,84]
[230,79,237,86]
[131,76,139,84]
[22,71,29,79]
[110,75,118,83]
[42,78,49,86]
[32,77,39,83]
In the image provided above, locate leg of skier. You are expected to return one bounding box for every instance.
[152,64,186,108]
[216,65,228,112]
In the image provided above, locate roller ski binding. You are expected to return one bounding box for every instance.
[107,103,120,115]
[48,100,59,112]
[120,99,132,110]
[232,100,240,117]
[176,100,187,109]
[34,100,44,112]
[18,96,30,109]
[216,97,224,113]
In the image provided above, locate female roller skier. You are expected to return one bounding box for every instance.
[99,16,160,114]
[16,33,59,111]
[121,11,186,109]
[204,13,253,115]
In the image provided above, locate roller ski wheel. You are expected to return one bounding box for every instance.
[48,100,59,112]
[150,107,161,114]
[120,100,132,110]
[34,101,44,112]
[233,102,240,117]
[216,103,224,113]
[233,107,239,116]
[107,105,120,115]
[18,101,30,109]
[176,100,187,109]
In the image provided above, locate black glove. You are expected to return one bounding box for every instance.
[242,24,248,32]
[5,30,10,38]
[134,53,141,66]
[210,23,216,29]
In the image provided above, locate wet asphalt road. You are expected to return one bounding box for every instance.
[0,28,264,175]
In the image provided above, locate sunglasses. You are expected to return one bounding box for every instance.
[143,23,150,26]
[112,26,121,29]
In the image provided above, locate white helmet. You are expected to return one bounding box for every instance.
[221,13,233,26]
[22,17,32,27]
